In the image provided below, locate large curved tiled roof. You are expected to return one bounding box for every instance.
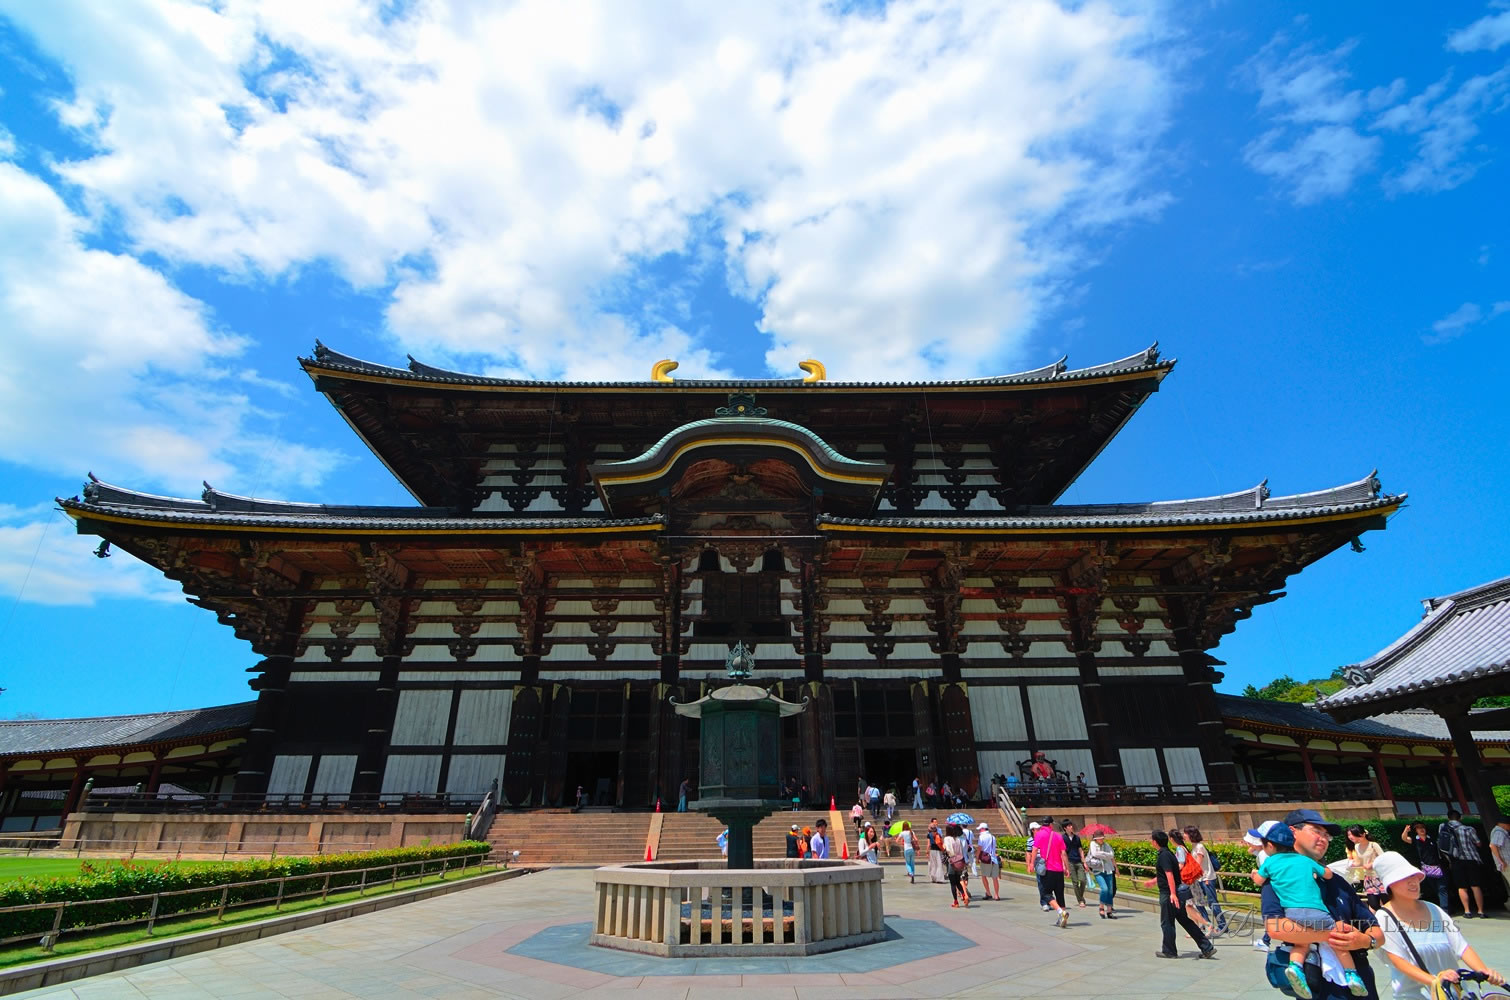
[0,702,255,757]
[1320,575,1510,712]
[819,473,1402,531]
[61,473,1400,534]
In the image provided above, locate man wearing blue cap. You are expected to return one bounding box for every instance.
[1263,809,1384,1000]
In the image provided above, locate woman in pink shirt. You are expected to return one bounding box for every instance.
[1027,815,1071,928]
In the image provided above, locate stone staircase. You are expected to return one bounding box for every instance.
[482,803,1001,866]
[485,808,651,866]
[656,809,836,860]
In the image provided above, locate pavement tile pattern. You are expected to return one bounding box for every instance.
[18,866,1510,999]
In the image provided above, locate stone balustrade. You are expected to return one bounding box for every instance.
[590,859,885,956]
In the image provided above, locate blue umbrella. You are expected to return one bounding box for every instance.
[946,812,974,826]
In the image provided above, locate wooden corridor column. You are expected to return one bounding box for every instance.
[1369,746,1393,801]
[1443,705,1502,824]
[1299,744,1319,797]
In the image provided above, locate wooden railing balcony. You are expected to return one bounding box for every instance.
[77,791,485,815]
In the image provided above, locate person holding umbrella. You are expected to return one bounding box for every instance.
[943,822,972,908]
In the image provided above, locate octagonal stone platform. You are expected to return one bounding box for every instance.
[591,859,884,957]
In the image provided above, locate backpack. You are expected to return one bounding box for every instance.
[1437,822,1458,857]
[1179,849,1203,884]
[1209,849,1223,872]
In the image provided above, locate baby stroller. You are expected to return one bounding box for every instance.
[1434,969,1510,1000]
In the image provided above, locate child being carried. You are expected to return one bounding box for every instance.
[1258,825,1366,998]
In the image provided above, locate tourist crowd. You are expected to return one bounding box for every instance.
[774,770,1510,998]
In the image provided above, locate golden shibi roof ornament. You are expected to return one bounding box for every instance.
[648,359,827,383]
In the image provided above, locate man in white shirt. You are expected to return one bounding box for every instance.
[1491,818,1510,892]
[977,822,1001,900]
[811,819,829,859]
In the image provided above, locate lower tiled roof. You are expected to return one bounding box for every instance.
[0,702,255,757]
[1321,575,1510,712]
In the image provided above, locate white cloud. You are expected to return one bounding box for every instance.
[1374,67,1510,194]
[1240,23,1510,202]
[1244,123,1379,204]
[1239,37,1381,203]
[0,507,182,606]
[1,0,1177,380]
[1424,299,1510,344]
[0,163,344,497]
[1448,10,1510,53]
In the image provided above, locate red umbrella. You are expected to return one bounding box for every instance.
[1081,823,1118,839]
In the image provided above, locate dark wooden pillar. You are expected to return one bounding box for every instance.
[1299,743,1318,797]
[1443,706,1502,824]
[60,767,89,823]
[1445,753,1470,813]
[1166,618,1239,788]
[1370,747,1394,801]
[802,681,836,804]
[615,680,630,807]
[353,657,400,797]
[1078,652,1126,787]
[145,759,164,795]
[911,680,937,784]
[237,654,293,797]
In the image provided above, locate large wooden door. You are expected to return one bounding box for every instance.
[543,685,572,806]
[501,686,541,806]
[939,682,980,796]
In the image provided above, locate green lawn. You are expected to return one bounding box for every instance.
[0,865,497,968]
[0,857,220,881]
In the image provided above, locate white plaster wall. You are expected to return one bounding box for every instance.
[266,755,311,796]
[446,755,506,796]
[1119,748,1162,787]
[1097,665,1183,677]
[381,755,442,795]
[289,671,380,683]
[1162,747,1209,786]
[968,686,1029,742]
[311,755,357,797]
[1026,686,1088,741]
[391,690,452,745]
[453,690,513,746]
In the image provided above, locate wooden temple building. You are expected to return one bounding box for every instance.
[1320,575,1510,825]
[52,343,1407,813]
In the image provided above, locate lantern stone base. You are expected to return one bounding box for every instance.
[590,859,885,957]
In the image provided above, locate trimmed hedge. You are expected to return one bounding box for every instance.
[0,841,490,939]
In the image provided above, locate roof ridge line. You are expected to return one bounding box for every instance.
[0,700,257,727]
[302,342,1174,387]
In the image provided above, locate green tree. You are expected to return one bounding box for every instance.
[1242,674,1347,703]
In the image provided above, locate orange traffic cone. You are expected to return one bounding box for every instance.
[840,837,849,860]
[655,798,662,813]
[645,842,655,861]
[829,795,836,810]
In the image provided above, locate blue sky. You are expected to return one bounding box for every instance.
[0,1,1507,718]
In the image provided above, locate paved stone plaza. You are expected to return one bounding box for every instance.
[21,867,1510,999]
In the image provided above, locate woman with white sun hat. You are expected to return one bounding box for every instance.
[1373,850,1504,999]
